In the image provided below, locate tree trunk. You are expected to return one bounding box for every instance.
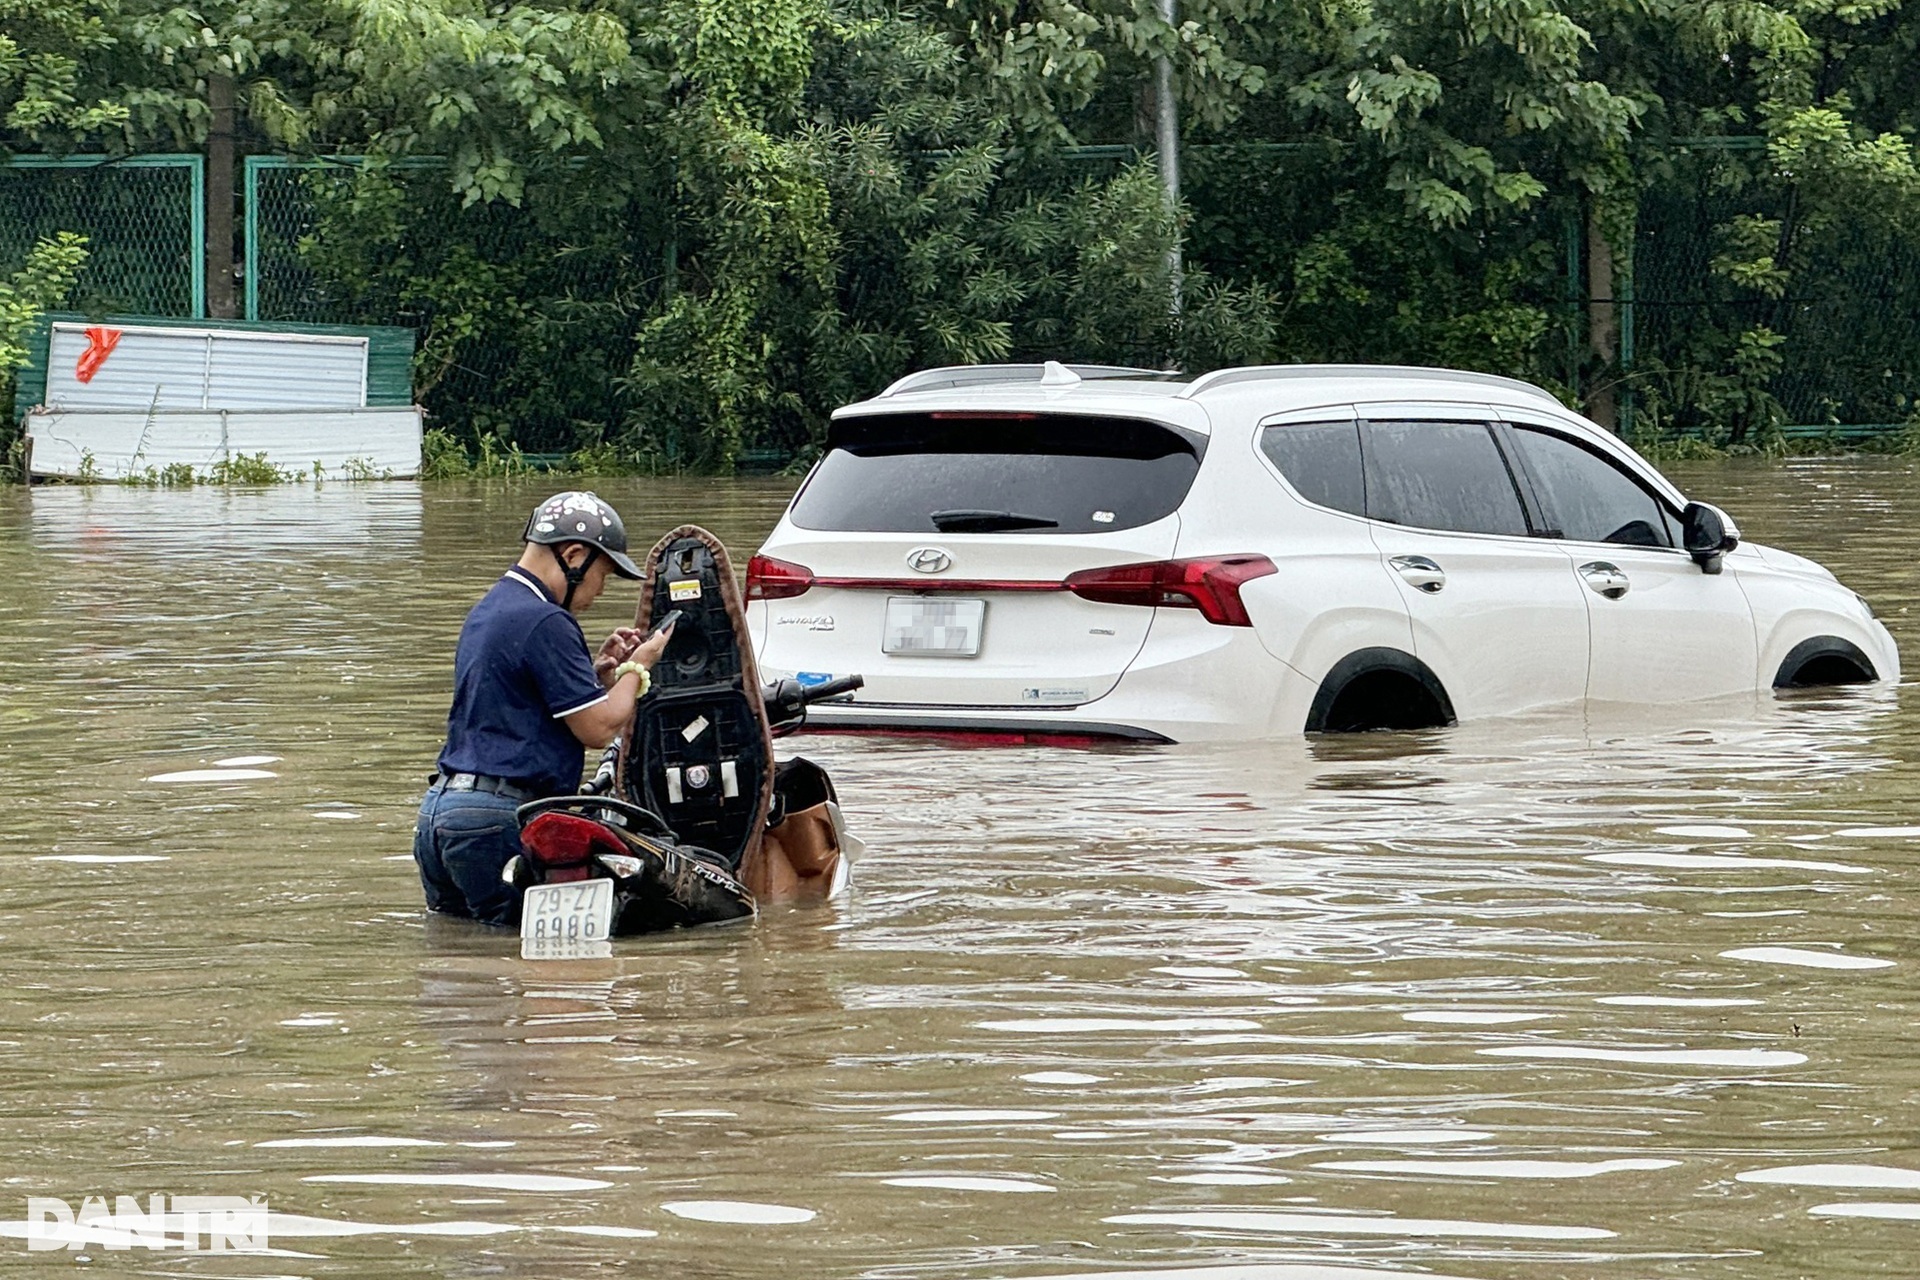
[206,74,237,319]
[1586,204,1618,433]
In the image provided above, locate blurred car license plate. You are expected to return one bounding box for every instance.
[520,878,613,951]
[883,597,985,657]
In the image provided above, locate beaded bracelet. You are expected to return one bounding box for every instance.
[611,660,652,698]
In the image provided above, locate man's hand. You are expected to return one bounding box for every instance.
[569,619,678,748]
[629,620,674,668]
[594,626,645,685]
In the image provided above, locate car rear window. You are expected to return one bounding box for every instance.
[790,413,1205,534]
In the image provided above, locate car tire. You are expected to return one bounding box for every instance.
[1306,648,1457,733]
[1774,636,1878,688]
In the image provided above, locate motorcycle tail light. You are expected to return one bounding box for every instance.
[521,812,626,882]
[746,554,815,601]
[1064,555,1277,627]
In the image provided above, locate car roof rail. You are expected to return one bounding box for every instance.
[1177,363,1563,406]
[878,362,1174,397]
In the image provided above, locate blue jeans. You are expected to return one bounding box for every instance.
[413,784,525,927]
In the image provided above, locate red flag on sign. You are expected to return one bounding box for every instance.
[74,326,122,384]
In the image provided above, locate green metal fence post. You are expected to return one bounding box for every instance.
[186,153,206,318]
[243,155,264,320]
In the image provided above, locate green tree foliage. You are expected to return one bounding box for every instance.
[0,1,128,145]
[9,0,1920,464]
[0,232,87,370]
[0,231,88,467]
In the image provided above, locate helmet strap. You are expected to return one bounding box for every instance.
[551,544,602,611]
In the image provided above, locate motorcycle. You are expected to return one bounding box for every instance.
[504,674,864,941]
[502,523,864,946]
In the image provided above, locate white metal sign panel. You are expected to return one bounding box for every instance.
[25,407,424,480]
[44,323,370,411]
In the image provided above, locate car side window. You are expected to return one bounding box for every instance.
[1258,421,1365,517]
[1509,426,1676,548]
[1360,420,1530,537]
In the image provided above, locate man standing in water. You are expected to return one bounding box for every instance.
[414,491,674,925]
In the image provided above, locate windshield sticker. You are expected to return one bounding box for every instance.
[1091,510,1115,523]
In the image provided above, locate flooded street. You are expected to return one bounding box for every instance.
[1,459,1917,1279]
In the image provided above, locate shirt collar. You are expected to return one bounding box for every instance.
[503,564,557,604]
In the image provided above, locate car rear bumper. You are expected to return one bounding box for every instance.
[798,705,1175,744]
[783,624,1312,744]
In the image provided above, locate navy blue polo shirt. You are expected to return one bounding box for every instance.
[435,565,608,796]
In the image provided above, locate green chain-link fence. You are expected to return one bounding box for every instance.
[0,155,204,318]
[1634,140,1920,439]
[245,155,663,458]
[1184,140,1589,398]
[1185,137,1918,441]
[12,147,1917,455]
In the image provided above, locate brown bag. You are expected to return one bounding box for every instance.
[741,758,844,901]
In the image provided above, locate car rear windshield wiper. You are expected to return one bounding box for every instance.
[929,508,1062,532]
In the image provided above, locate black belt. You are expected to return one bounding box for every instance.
[437,772,536,802]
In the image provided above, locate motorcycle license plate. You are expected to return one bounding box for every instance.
[520,878,614,959]
[882,597,984,657]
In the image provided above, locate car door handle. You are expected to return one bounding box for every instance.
[1389,555,1446,593]
[1579,560,1631,600]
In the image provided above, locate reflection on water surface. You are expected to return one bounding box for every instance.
[0,460,1915,1278]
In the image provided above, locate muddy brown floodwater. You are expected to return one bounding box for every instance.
[0,459,1916,1279]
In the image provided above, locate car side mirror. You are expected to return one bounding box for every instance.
[1682,502,1740,575]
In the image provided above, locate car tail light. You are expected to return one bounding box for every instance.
[746,554,815,601]
[1064,555,1277,627]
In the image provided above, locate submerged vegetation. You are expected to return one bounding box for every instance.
[43,451,404,486]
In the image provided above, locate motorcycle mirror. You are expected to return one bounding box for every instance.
[1682,501,1740,575]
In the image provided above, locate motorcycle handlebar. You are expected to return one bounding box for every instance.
[796,674,864,703]
[582,741,620,794]
[761,674,865,735]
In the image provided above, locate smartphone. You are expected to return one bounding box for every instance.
[647,608,685,640]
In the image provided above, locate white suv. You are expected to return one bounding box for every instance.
[747,363,1899,742]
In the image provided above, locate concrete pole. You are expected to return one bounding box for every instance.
[1154,0,1183,314]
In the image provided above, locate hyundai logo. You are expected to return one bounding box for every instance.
[906,547,953,574]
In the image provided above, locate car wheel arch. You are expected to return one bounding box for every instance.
[1307,647,1458,733]
[1774,635,1878,689]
